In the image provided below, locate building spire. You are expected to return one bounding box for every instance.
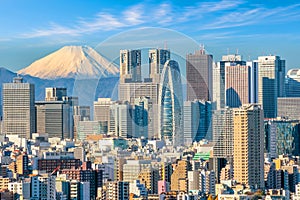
[200,44,205,54]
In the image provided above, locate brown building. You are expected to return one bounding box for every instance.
[16,153,29,175]
[0,178,9,190]
[233,104,264,189]
[7,153,29,177]
[37,159,81,173]
[138,168,159,194]
[170,160,191,192]
[186,48,213,101]
[225,65,251,108]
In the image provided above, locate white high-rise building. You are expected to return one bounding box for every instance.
[8,180,30,199]
[3,77,35,138]
[130,180,148,197]
[31,174,56,200]
[109,102,133,138]
[188,171,200,191]
[258,55,285,118]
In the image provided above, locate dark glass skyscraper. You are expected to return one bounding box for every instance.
[186,48,213,101]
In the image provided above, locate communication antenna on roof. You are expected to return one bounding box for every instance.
[164,41,168,49]
[236,48,239,55]
[200,44,205,54]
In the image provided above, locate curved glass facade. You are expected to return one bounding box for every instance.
[162,87,173,139]
[159,60,183,146]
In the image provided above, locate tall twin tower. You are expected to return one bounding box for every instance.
[119,49,183,146]
[119,48,171,84]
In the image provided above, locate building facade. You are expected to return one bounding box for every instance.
[120,49,142,83]
[277,97,300,120]
[158,60,183,146]
[186,48,213,101]
[258,55,285,118]
[149,48,170,84]
[225,64,251,107]
[184,100,212,145]
[233,104,264,189]
[3,77,35,138]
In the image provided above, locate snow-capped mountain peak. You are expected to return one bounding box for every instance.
[18,45,119,79]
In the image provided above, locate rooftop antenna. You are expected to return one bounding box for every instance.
[200,44,205,54]
[227,48,230,55]
[164,41,168,50]
[236,48,239,55]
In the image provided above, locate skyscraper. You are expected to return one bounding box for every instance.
[94,98,114,132]
[3,77,35,138]
[186,47,213,101]
[225,64,251,107]
[184,100,212,145]
[233,104,264,189]
[212,108,234,159]
[120,49,141,83]
[158,60,183,146]
[277,97,300,120]
[134,96,153,139]
[36,88,74,139]
[213,54,246,110]
[212,62,224,110]
[109,101,133,138]
[118,49,170,140]
[45,87,67,101]
[212,107,234,182]
[73,106,90,139]
[258,55,285,118]
[265,118,300,158]
[247,60,259,103]
[35,101,71,139]
[285,69,300,97]
[149,49,170,84]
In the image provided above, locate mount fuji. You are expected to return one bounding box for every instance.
[0,46,119,112]
[18,45,119,79]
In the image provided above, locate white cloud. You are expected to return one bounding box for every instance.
[19,1,300,38]
[123,4,145,25]
[200,3,300,30]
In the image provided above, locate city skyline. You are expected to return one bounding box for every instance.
[2,1,300,199]
[0,1,300,71]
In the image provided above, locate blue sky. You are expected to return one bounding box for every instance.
[0,0,300,71]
